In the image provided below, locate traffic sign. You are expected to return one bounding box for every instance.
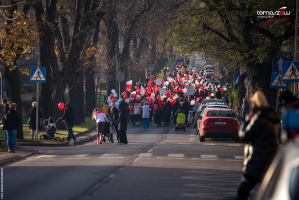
[30,67,46,83]
[270,73,286,88]
[272,56,289,72]
[147,65,154,71]
[282,62,299,82]
[234,76,239,86]
[116,71,125,82]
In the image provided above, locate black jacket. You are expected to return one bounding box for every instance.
[117,103,127,131]
[162,102,172,115]
[239,107,280,182]
[216,91,222,99]
[29,107,43,130]
[172,102,180,114]
[3,109,20,130]
[112,107,119,125]
[62,106,75,126]
[182,103,189,115]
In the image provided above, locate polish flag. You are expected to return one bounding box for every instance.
[279,7,287,10]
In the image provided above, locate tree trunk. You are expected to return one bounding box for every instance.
[34,2,53,120]
[85,71,95,117]
[99,79,102,108]
[5,68,23,139]
[80,76,85,123]
[106,18,118,98]
[238,72,247,114]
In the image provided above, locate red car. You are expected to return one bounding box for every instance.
[198,108,240,142]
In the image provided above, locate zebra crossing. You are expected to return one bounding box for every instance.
[33,153,244,161]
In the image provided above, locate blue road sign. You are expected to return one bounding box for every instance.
[282,62,299,82]
[272,56,289,72]
[234,76,239,86]
[30,67,46,83]
[271,73,286,88]
[147,65,154,71]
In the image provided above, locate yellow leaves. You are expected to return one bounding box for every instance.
[94,54,98,58]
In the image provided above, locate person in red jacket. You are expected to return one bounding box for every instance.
[160,98,167,125]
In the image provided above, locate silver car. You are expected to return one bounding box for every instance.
[255,137,299,200]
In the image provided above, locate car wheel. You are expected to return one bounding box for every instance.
[199,136,205,142]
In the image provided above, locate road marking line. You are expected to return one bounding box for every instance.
[147,149,153,152]
[35,155,56,158]
[101,153,120,157]
[98,157,124,159]
[71,154,89,157]
[226,159,243,162]
[157,157,184,159]
[109,175,115,178]
[168,154,185,158]
[200,155,218,159]
[202,143,216,145]
[65,157,90,159]
[137,153,152,157]
[178,143,191,145]
[181,177,240,183]
[184,184,237,191]
[191,158,217,161]
[133,157,142,162]
[234,156,244,159]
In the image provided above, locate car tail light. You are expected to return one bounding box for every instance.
[203,121,208,124]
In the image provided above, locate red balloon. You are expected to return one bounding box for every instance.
[172,81,175,85]
[202,86,205,90]
[149,98,153,104]
[137,89,141,93]
[112,99,116,103]
[161,79,165,83]
[175,82,178,86]
[179,88,183,93]
[173,71,175,73]
[181,83,185,87]
[109,95,114,99]
[193,74,195,78]
[170,95,174,99]
[122,92,127,96]
[136,97,140,102]
[173,88,177,92]
[157,96,161,101]
[58,102,64,110]
[211,76,214,79]
[166,91,170,97]
[171,99,176,104]
[145,90,148,95]
[154,80,156,83]
[131,94,135,98]
[129,105,133,111]
[123,95,127,99]
[135,86,138,90]
[177,72,179,74]
[157,75,159,78]
[151,75,154,78]
[197,84,200,88]
[178,78,181,83]
[148,83,151,87]
[220,88,224,92]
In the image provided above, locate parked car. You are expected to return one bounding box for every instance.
[196,103,229,129]
[255,137,299,200]
[198,108,239,142]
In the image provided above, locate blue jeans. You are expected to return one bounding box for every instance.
[67,125,76,142]
[6,129,17,150]
[143,118,149,129]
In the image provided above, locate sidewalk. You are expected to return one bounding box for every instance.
[0,129,97,166]
[0,146,38,166]
[18,128,97,146]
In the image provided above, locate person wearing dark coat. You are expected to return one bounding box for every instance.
[237,91,280,200]
[3,103,20,153]
[215,90,222,100]
[1,98,9,124]
[152,99,161,126]
[162,101,172,125]
[60,103,77,145]
[117,102,128,144]
[112,106,120,142]
[29,102,43,140]
[182,99,189,124]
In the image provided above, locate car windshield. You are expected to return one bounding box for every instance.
[202,99,224,104]
[206,105,228,109]
[207,111,234,117]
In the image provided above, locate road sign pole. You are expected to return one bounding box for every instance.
[119,82,120,98]
[36,82,39,140]
[276,89,279,111]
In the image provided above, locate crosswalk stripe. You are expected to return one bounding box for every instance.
[168,154,185,158]
[101,153,120,157]
[65,154,89,159]
[234,156,243,159]
[200,155,218,159]
[137,153,153,157]
[36,155,56,158]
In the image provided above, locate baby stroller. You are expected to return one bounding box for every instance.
[175,113,186,131]
[40,117,61,142]
[103,122,114,143]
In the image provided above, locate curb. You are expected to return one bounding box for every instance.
[0,149,39,166]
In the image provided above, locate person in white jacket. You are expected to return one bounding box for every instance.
[134,100,142,127]
[92,108,109,144]
[142,101,150,130]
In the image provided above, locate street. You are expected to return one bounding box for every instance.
[3,124,257,200]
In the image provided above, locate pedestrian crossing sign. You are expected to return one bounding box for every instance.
[271,73,286,88]
[282,62,299,82]
[30,67,46,83]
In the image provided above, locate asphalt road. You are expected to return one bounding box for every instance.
[2,122,259,200]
